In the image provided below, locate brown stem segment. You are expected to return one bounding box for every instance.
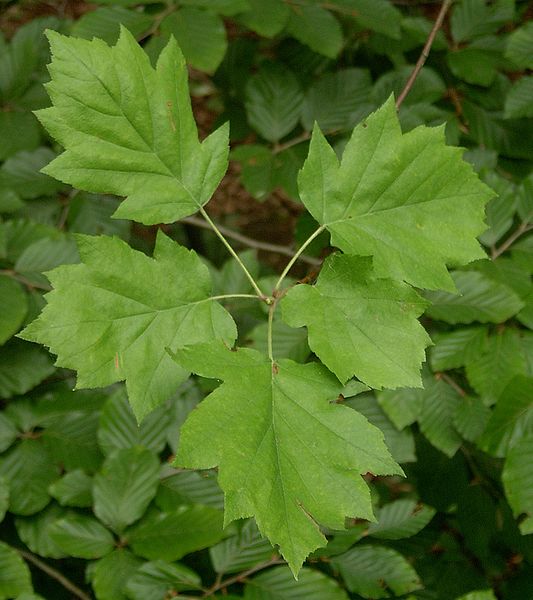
[395,0,454,109]
[18,549,92,600]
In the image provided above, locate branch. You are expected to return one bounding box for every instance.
[18,549,92,600]
[491,222,533,260]
[203,556,285,597]
[181,216,321,266]
[395,0,454,109]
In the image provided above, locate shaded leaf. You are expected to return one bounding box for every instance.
[367,499,436,539]
[91,549,143,600]
[245,63,304,142]
[125,560,202,599]
[94,447,160,533]
[425,270,524,324]
[49,514,115,559]
[127,506,224,561]
[333,545,422,598]
[244,566,349,600]
[0,542,32,599]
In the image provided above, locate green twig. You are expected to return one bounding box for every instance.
[491,222,533,259]
[274,225,326,291]
[198,207,268,299]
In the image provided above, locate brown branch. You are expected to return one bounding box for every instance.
[0,269,51,291]
[436,371,466,397]
[203,556,285,597]
[395,0,454,109]
[18,549,92,600]
[491,222,533,260]
[181,216,322,266]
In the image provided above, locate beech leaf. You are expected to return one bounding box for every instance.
[171,342,402,575]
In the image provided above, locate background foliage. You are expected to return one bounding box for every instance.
[0,0,532,598]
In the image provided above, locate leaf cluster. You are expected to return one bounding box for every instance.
[0,1,532,599]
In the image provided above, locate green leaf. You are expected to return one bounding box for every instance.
[0,439,59,515]
[425,270,524,324]
[342,0,402,39]
[244,566,349,599]
[372,66,446,107]
[238,0,289,37]
[479,173,517,245]
[505,76,533,119]
[156,470,224,511]
[451,0,514,42]
[453,396,491,442]
[94,447,160,533]
[247,317,310,363]
[455,592,497,600]
[67,192,130,238]
[98,390,170,456]
[0,477,8,523]
[332,545,422,598]
[231,145,276,200]
[503,435,533,536]
[0,340,51,400]
[15,503,69,559]
[367,499,436,539]
[48,470,93,507]
[301,68,372,133]
[298,97,491,291]
[15,236,79,275]
[91,549,143,600]
[0,413,18,453]
[210,520,276,574]
[447,37,506,87]
[49,514,115,559]
[160,9,227,73]
[377,387,423,431]
[430,327,488,371]
[71,7,153,45]
[42,411,103,472]
[283,254,430,387]
[466,331,528,406]
[36,28,229,225]
[286,6,343,59]
[418,376,462,457]
[505,21,533,69]
[125,560,202,599]
[127,506,224,561]
[20,232,236,420]
[0,148,63,200]
[0,276,27,344]
[346,394,416,464]
[0,542,32,599]
[479,376,533,457]
[0,112,40,160]
[245,63,304,142]
[172,342,402,574]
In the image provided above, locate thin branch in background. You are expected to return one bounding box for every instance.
[395,0,455,109]
[0,269,51,291]
[203,556,285,597]
[181,216,322,266]
[436,371,467,397]
[18,549,92,600]
[491,221,533,260]
[272,131,312,154]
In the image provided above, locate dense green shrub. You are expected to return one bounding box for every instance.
[0,1,532,598]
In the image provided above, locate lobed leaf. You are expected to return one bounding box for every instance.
[172,342,402,575]
[20,231,236,420]
[282,253,430,388]
[36,28,229,225]
[298,97,492,291]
